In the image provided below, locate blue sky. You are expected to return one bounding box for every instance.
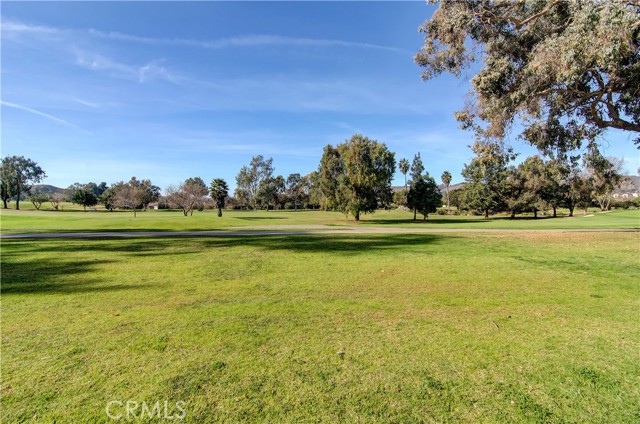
[2,1,638,192]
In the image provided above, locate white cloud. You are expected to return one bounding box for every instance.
[1,20,59,34]
[3,19,403,53]
[72,97,101,108]
[73,49,179,84]
[1,100,84,130]
[86,27,404,52]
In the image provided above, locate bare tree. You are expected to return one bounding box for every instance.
[167,177,209,216]
[584,151,624,211]
[113,182,144,217]
[29,189,49,210]
[50,192,66,210]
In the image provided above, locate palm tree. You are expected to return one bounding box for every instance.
[209,178,229,217]
[441,170,452,213]
[398,158,410,189]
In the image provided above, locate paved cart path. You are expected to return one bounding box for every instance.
[1,225,638,239]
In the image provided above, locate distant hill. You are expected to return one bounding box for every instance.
[392,183,464,193]
[31,184,66,195]
[26,177,640,200]
[443,182,464,192]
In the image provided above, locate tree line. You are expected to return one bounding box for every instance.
[0,156,231,217]
[233,155,314,212]
[443,140,627,218]
[232,134,443,221]
[1,131,630,220]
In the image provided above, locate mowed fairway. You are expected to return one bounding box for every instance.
[2,228,639,422]
[2,207,640,234]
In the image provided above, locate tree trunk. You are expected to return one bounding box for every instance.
[569,206,574,217]
[83,205,86,212]
[552,206,557,217]
[484,209,489,219]
[217,207,222,217]
[446,187,450,213]
[533,209,538,219]
[510,210,516,219]
[133,208,137,217]
[16,190,21,210]
[413,208,417,221]
[2,199,7,209]
[355,210,360,221]
[423,214,427,221]
[584,207,589,215]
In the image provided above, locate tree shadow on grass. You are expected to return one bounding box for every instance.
[1,234,451,295]
[361,214,575,225]
[2,233,451,260]
[1,255,158,295]
[360,217,489,225]
[493,215,569,221]
[203,233,450,255]
[234,216,287,221]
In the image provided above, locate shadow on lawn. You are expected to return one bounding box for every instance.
[206,233,450,254]
[1,253,157,295]
[1,234,450,295]
[360,217,488,225]
[2,233,450,257]
[234,216,287,221]
[360,215,570,225]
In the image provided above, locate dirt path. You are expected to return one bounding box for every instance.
[1,225,638,239]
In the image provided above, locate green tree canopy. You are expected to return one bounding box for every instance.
[416,1,640,149]
[398,158,410,189]
[441,170,452,212]
[461,140,516,218]
[408,175,442,221]
[209,178,229,217]
[70,187,98,211]
[99,186,118,211]
[0,155,46,210]
[519,155,549,218]
[234,155,274,210]
[318,134,396,221]
[410,153,425,185]
[285,173,306,210]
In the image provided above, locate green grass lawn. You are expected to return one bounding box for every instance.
[2,231,639,422]
[1,204,639,234]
